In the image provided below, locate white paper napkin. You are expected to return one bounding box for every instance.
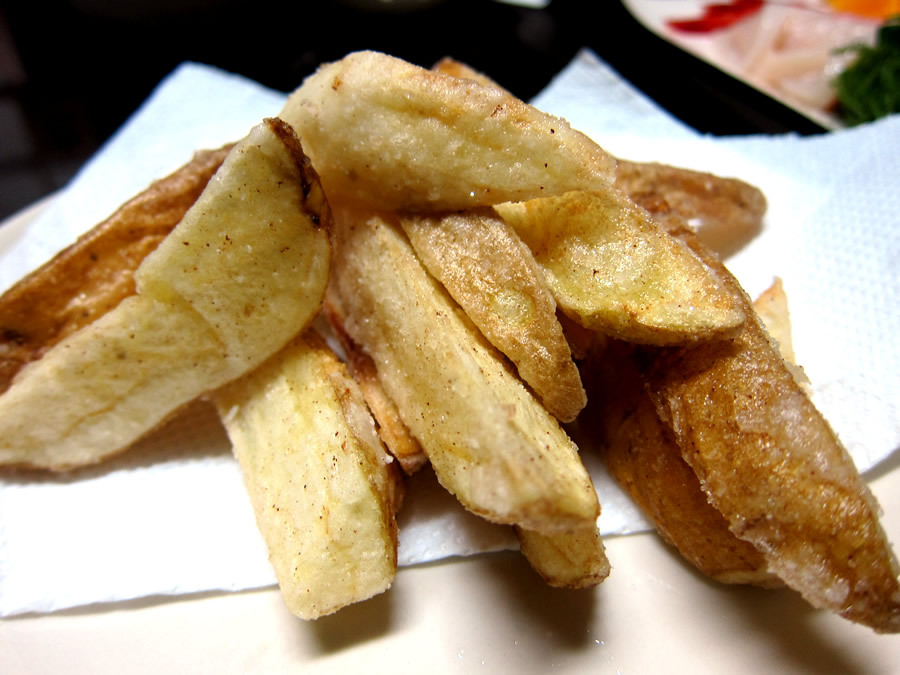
[1,50,897,617]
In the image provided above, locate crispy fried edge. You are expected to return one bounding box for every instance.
[0,145,232,394]
[640,217,900,633]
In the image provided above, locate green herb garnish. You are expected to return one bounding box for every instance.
[834,16,900,126]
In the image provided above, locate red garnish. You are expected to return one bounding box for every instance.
[667,0,765,33]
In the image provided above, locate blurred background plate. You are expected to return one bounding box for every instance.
[622,0,882,130]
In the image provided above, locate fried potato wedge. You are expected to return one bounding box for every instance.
[753,277,796,363]
[399,209,585,422]
[324,302,428,475]
[577,208,900,630]
[615,160,767,260]
[279,51,615,211]
[0,119,332,470]
[753,277,811,391]
[494,189,746,345]
[516,525,610,589]
[581,340,777,586]
[213,331,402,619]
[327,209,600,533]
[637,225,900,633]
[0,144,231,394]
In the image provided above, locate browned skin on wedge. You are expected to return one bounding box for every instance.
[616,160,767,260]
[0,119,332,472]
[0,145,232,394]
[581,340,776,586]
[323,301,428,475]
[399,209,586,423]
[630,208,900,633]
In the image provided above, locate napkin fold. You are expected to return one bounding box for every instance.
[1,49,897,617]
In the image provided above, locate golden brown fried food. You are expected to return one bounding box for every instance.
[616,160,767,259]
[5,48,891,631]
[0,119,332,471]
[399,209,586,422]
[213,330,403,619]
[633,221,900,633]
[279,51,615,211]
[326,208,600,534]
[582,339,777,586]
[570,194,899,630]
[495,189,746,345]
[0,145,231,394]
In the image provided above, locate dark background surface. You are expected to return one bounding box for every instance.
[0,0,827,223]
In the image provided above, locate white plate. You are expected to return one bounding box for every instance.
[622,0,881,130]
